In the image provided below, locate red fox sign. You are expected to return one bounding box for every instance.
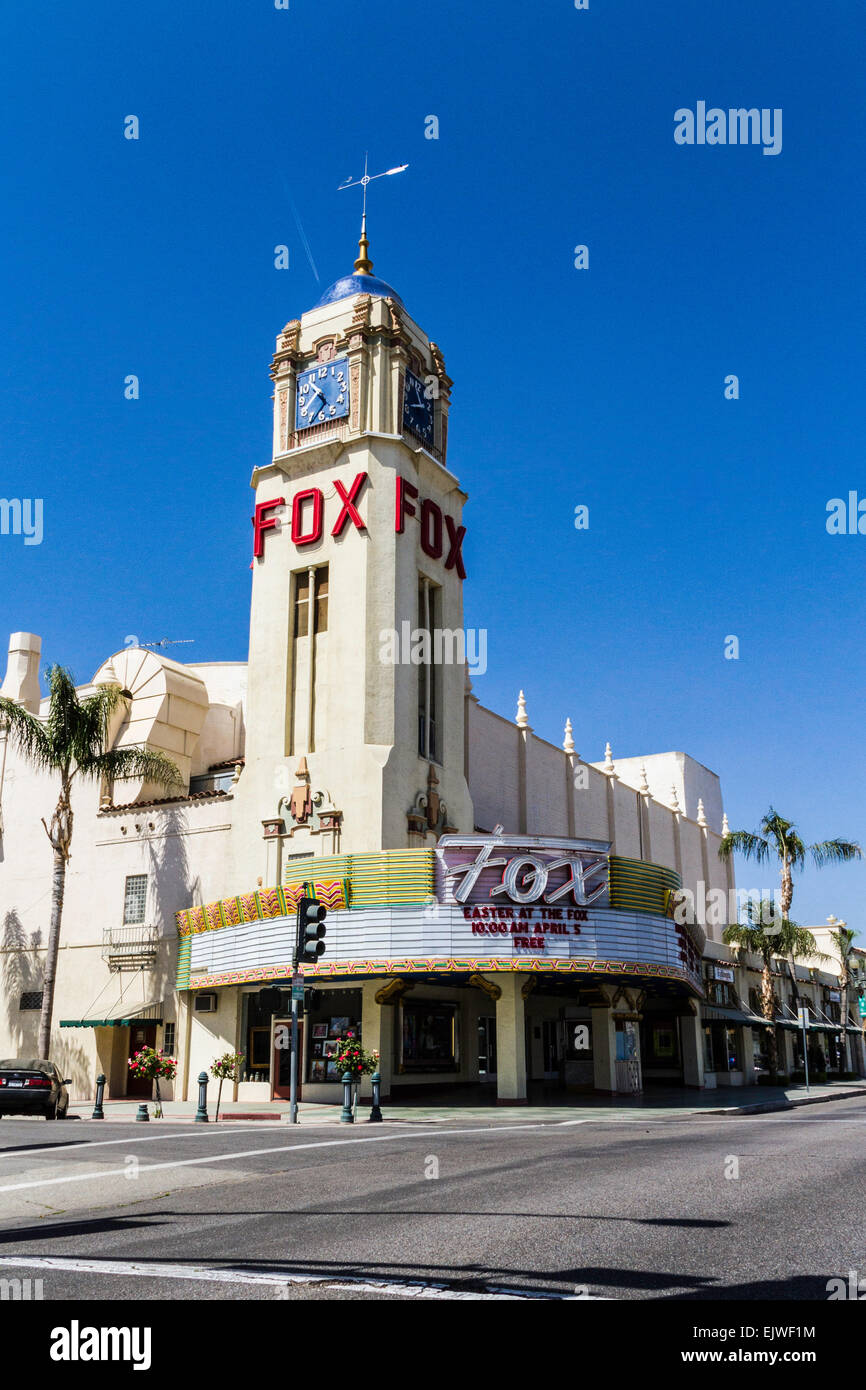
[252,472,466,576]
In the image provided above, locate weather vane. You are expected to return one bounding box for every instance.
[338,154,408,275]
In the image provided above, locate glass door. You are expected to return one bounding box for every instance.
[477,1016,496,1080]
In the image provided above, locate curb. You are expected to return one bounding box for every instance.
[706,1086,866,1117]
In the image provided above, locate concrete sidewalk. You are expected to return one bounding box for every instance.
[59,1078,866,1126]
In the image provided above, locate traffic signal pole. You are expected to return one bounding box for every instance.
[289,959,300,1125]
[290,898,327,1125]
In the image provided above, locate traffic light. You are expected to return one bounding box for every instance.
[296,897,327,964]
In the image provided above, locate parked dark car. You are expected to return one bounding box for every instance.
[0,1059,71,1119]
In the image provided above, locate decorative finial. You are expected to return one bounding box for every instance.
[602,741,615,775]
[670,784,681,813]
[516,690,529,728]
[338,156,408,279]
[722,812,730,836]
[638,764,650,796]
[697,798,707,828]
[563,718,575,754]
[354,212,373,275]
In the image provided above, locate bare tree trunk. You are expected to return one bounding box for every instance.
[761,963,779,1083]
[38,782,73,1060]
[779,860,793,918]
[839,967,850,1073]
[38,850,67,1059]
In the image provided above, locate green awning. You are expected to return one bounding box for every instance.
[702,1004,773,1028]
[60,1003,163,1029]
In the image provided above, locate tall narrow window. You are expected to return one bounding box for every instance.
[417,577,442,762]
[314,566,328,632]
[290,564,329,754]
[293,571,310,638]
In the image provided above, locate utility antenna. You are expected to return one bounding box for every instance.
[140,639,196,650]
[338,155,408,274]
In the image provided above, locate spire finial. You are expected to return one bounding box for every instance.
[638,763,650,796]
[722,812,730,837]
[563,718,575,754]
[670,784,681,814]
[696,798,707,828]
[354,210,373,275]
[516,690,529,728]
[338,156,409,278]
[602,741,615,776]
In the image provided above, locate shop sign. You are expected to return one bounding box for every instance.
[713,965,735,983]
[437,831,609,909]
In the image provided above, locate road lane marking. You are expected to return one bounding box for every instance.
[0,1127,296,1161]
[0,1255,600,1300]
[0,1124,556,1195]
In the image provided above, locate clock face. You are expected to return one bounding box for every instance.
[296,358,350,430]
[402,368,434,446]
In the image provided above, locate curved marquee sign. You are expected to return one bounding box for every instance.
[182,836,702,994]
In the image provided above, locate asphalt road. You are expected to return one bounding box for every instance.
[0,1098,864,1301]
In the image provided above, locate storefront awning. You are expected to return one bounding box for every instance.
[60,1003,163,1029]
[702,1004,772,1028]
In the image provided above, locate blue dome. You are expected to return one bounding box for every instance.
[314,272,403,310]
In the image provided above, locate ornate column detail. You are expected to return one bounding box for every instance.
[270,320,301,454]
[430,340,452,462]
[469,974,502,1002]
[515,691,531,835]
[563,718,576,839]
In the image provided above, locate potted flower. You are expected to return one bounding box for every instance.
[210,1051,245,1121]
[127,1046,177,1118]
[332,1031,379,1118]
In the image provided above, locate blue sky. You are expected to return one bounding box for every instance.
[1,0,864,927]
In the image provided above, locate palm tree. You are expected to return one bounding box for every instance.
[0,665,182,1057]
[827,922,860,1071]
[719,807,861,919]
[723,902,828,1083]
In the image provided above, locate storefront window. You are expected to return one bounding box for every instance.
[725,1026,739,1070]
[753,1028,770,1073]
[646,1020,679,1065]
[305,990,362,1082]
[401,1002,457,1071]
[703,1025,714,1071]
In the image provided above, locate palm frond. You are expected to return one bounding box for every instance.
[0,697,54,769]
[761,808,806,866]
[42,666,81,769]
[72,685,128,771]
[829,927,858,961]
[91,746,183,792]
[718,830,769,864]
[809,838,862,868]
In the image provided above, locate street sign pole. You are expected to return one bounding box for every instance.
[289,939,300,1125]
[798,1007,810,1094]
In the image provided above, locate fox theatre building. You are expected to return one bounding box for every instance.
[160,223,729,1107]
[177,834,707,1104]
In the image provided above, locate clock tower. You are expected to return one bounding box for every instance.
[232,226,475,882]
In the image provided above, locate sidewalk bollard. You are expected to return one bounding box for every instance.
[135,1104,149,1123]
[368,1071,383,1123]
[340,1071,354,1123]
[195,1071,209,1123]
[91,1074,106,1121]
